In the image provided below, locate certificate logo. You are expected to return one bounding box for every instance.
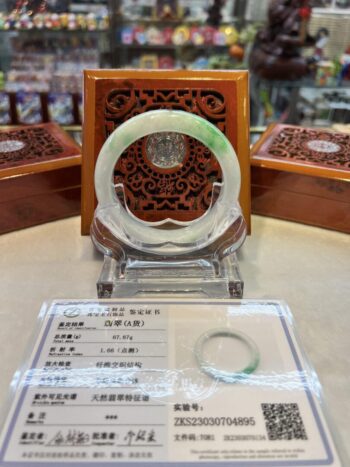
[63,307,80,318]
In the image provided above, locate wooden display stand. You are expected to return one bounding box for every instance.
[81,69,251,235]
[0,123,81,234]
[251,124,350,233]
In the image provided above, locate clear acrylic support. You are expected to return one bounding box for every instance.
[91,110,247,300]
[92,200,246,299]
[96,252,243,299]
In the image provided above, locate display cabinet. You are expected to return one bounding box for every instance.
[250,78,350,128]
[0,0,254,131]
[1,0,350,131]
[0,0,111,130]
[107,0,244,70]
[249,0,350,128]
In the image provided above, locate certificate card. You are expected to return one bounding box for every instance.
[0,300,344,466]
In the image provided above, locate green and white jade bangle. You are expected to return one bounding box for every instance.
[94,110,242,255]
[194,328,260,384]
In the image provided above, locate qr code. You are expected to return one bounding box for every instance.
[262,403,308,441]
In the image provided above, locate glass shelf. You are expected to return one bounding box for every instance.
[0,29,108,34]
[256,77,350,90]
[114,43,229,50]
[116,18,239,25]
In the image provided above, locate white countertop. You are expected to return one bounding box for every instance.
[0,215,349,461]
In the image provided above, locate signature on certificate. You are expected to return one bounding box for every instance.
[47,430,90,446]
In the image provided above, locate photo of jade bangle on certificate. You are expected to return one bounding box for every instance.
[0,300,344,466]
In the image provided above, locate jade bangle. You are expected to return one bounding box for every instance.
[194,328,260,383]
[94,110,242,255]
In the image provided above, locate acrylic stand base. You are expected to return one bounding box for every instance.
[97,253,243,299]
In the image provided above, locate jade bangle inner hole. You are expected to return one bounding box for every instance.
[200,334,255,374]
[113,132,222,224]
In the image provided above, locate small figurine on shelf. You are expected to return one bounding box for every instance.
[33,13,44,29]
[134,26,147,45]
[160,5,174,19]
[18,12,33,29]
[220,25,239,46]
[315,61,336,86]
[172,26,190,45]
[97,11,109,30]
[16,91,42,124]
[86,13,97,31]
[37,0,48,14]
[139,54,159,69]
[51,13,61,30]
[156,0,178,20]
[213,29,226,46]
[313,27,329,61]
[207,0,225,27]
[5,13,18,30]
[338,46,350,83]
[209,54,233,69]
[121,26,134,44]
[192,56,209,70]
[158,55,175,69]
[146,26,164,45]
[76,14,87,30]
[229,44,244,61]
[202,26,216,44]
[249,0,315,80]
[162,27,174,44]
[44,12,53,29]
[67,13,77,30]
[190,27,205,46]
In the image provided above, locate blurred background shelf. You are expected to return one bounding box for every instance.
[0,0,350,130]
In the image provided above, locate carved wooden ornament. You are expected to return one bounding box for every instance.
[82,70,250,235]
[0,122,81,235]
[251,124,350,177]
[251,123,350,234]
[0,123,81,178]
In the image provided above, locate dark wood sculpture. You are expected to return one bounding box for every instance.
[249,0,315,80]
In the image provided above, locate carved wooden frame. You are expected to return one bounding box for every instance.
[82,69,250,235]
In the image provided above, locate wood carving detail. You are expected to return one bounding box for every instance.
[0,127,64,169]
[268,126,350,170]
[104,88,226,222]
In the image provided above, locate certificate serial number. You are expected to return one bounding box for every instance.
[174,417,256,427]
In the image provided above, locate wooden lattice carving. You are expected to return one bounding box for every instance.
[268,126,350,170]
[0,126,64,170]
